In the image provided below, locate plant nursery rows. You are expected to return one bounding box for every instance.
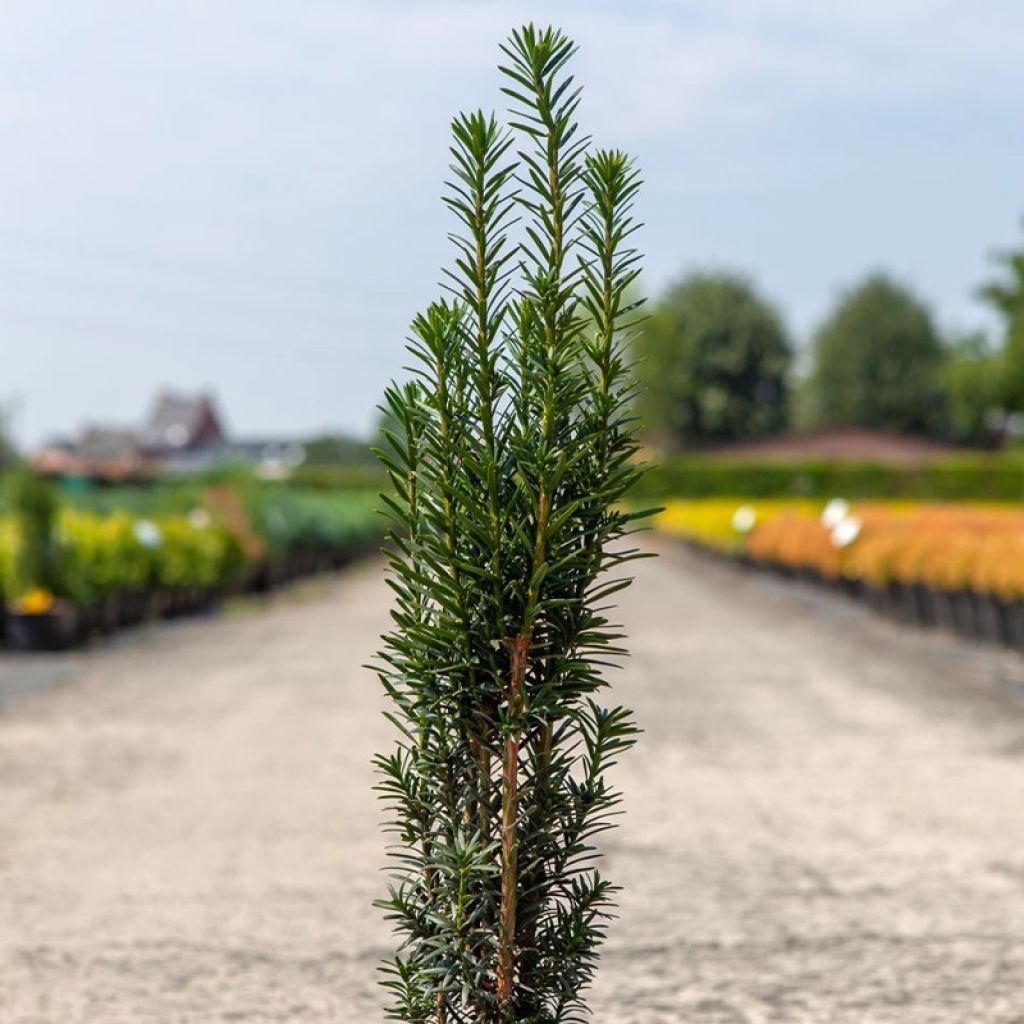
[657,498,1024,651]
[0,479,383,651]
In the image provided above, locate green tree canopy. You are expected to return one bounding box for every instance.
[978,222,1024,410]
[637,271,792,446]
[940,332,1001,445]
[807,272,945,433]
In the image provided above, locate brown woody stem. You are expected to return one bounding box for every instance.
[496,633,529,1008]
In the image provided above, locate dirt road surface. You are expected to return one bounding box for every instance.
[2,542,1024,1022]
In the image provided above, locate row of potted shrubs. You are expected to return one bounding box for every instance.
[0,470,383,651]
[657,498,1024,652]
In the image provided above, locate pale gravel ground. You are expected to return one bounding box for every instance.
[2,541,1024,1022]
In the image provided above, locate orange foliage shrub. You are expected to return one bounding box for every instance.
[750,503,1024,596]
[746,514,843,579]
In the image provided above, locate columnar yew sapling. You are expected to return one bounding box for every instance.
[375,25,650,1023]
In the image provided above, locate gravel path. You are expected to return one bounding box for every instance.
[2,543,1024,1022]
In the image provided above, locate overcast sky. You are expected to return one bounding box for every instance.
[2,0,1022,446]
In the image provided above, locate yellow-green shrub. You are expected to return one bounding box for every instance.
[150,517,242,589]
[0,516,22,602]
[60,510,154,597]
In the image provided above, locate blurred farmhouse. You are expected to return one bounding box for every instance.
[33,391,307,481]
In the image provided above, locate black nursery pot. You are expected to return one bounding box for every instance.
[973,593,1010,647]
[187,586,217,615]
[796,567,822,587]
[246,562,272,593]
[929,589,958,633]
[87,593,121,636]
[1003,600,1024,652]
[164,587,191,618]
[4,603,81,651]
[909,584,935,628]
[950,589,980,640]
[886,582,916,625]
[117,590,145,627]
[864,583,892,616]
[268,558,290,588]
[889,582,933,628]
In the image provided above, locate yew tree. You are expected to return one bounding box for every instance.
[374,25,649,1023]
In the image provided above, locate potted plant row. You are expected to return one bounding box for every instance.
[0,473,384,651]
[662,499,1024,655]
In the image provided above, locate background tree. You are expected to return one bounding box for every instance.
[978,221,1024,411]
[636,271,792,446]
[940,331,1001,445]
[807,272,945,434]
[375,26,645,1023]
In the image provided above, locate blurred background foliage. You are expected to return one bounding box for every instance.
[803,273,944,435]
[635,272,792,445]
[0,466,381,613]
[635,220,1024,453]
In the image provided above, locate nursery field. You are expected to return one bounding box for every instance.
[2,540,1024,1022]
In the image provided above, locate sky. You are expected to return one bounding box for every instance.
[2,0,1023,446]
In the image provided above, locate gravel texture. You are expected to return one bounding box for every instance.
[2,542,1024,1022]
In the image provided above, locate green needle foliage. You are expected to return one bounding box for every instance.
[374,25,650,1023]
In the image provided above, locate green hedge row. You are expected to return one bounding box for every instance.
[635,456,1024,501]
